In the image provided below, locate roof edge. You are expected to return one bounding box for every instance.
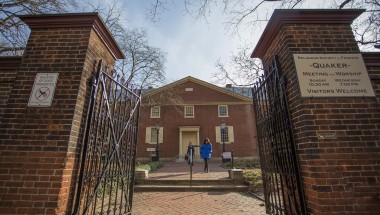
[143,76,252,102]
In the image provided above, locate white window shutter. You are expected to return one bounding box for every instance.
[228,126,234,143]
[215,126,221,143]
[145,127,151,143]
[159,127,164,143]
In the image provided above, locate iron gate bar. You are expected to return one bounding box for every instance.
[72,60,141,215]
[252,56,307,215]
[72,62,103,215]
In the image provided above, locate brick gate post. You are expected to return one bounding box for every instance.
[0,13,124,214]
[251,9,380,214]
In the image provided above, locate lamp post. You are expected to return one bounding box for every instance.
[221,122,226,163]
[155,123,160,161]
[221,122,226,153]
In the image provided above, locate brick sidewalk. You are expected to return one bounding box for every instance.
[132,161,266,214]
[132,191,266,215]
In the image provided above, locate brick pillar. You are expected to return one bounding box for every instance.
[252,9,380,214]
[0,13,124,214]
[0,57,22,124]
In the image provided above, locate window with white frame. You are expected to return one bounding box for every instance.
[145,127,163,144]
[218,105,228,117]
[184,106,194,118]
[150,106,160,118]
[215,125,234,144]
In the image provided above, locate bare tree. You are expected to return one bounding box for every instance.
[0,0,77,55]
[147,0,175,23]
[1,0,167,89]
[80,0,126,39]
[80,0,167,88]
[345,0,380,50]
[149,0,379,49]
[213,46,262,87]
[115,29,166,89]
[148,0,379,87]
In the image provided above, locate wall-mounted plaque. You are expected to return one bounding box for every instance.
[28,73,59,107]
[293,54,375,98]
[317,132,337,140]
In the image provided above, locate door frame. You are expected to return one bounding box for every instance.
[178,126,200,157]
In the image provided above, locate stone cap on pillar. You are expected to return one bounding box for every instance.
[19,12,125,60]
[251,9,365,59]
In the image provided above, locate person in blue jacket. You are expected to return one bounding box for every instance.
[200,138,212,172]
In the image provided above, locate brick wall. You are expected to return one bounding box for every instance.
[252,10,380,214]
[0,13,123,214]
[0,57,21,125]
[363,53,380,103]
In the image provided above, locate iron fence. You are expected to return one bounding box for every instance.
[73,61,141,215]
[252,56,307,215]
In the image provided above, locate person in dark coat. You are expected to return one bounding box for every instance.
[200,138,212,172]
[186,141,195,165]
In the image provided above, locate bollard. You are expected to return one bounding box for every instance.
[232,150,234,169]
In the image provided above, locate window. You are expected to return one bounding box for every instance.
[215,126,234,143]
[218,105,228,117]
[150,106,160,118]
[145,127,163,144]
[151,128,158,143]
[184,106,194,118]
[221,127,229,142]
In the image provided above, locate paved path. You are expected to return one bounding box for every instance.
[132,161,266,215]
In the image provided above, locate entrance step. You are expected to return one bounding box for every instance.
[134,179,248,192]
[134,184,248,192]
[136,179,244,185]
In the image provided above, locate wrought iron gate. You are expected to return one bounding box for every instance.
[73,61,141,215]
[252,56,307,215]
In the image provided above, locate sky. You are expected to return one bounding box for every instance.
[112,0,373,86]
[122,1,261,86]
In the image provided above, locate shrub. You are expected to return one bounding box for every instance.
[243,169,262,186]
[244,169,263,194]
[222,158,260,169]
[135,161,164,172]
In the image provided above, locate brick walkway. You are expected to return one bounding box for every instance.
[132,161,266,215]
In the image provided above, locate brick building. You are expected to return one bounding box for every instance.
[136,76,258,161]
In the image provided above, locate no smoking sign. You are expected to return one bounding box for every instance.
[28,73,59,107]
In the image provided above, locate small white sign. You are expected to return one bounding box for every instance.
[28,73,59,107]
[147,148,156,152]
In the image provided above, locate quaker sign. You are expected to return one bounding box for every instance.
[28,73,59,107]
[293,54,375,98]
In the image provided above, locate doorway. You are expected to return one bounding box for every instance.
[179,126,200,160]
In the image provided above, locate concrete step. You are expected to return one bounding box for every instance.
[134,177,248,192]
[134,184,249,192]
[135,179,244,186]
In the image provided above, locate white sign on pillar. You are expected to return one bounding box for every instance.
[28,73,59,107]
[293,54,375,98]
